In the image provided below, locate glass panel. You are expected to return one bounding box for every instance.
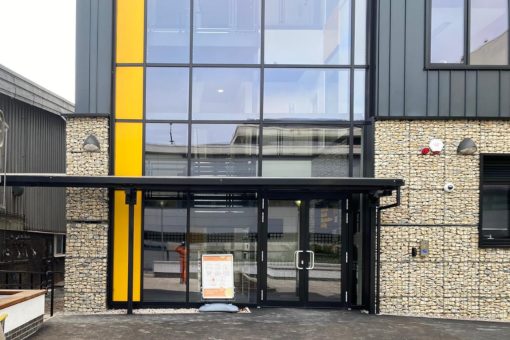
[430,0,464,64]
[146,0,190,63]
[350,194,363,305]
[146,68,189,120]
[353,126,363,177]
[193,0,261,64]
[470,0,509,65]
[354,0,367,65]
[191,124,259,176]
[264,69,349,121]
[353,70,365,120]
[189,194,258,303]
[482,184,510,240]
[267,200,301,301]
[265,0,351,65]
[308,199,342,302]
[143,195,187,302]
[262,126,350,177]
[192,68,260,120]
[145,123,188,176]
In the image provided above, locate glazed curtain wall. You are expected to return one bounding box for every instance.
[112,0,368,303]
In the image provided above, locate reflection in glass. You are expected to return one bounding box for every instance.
[146,68,189,120]
[193,0,261,64]
[191,124,259,176]
[145,123,188,176]
[482,184,510,239]
[430,0,464,64]
[143,195,187,302]
[354,0,367,65]
[470,0,509,65]
[353,70,365,120]
[265,0,351,64]
[353,127,363,177]
[350,194,363,305]
[262,126,350,177]
[147,0,190,63]
[189,194,258,303]
[192,68,260,120]
[264,69,349,120]
[266,200,300,301]
[308,200,342,302]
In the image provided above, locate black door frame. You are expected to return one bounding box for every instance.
[259,192,351,308]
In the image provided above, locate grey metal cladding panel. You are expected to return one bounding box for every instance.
[377,0,391,117]
[24,187,66,234]
[389,0,405,116]
[75,0,91,113]
[438,71,450,116]
[90,0,99,111]
[477,71,500,117]
[450,71,466,117]
[427,71,439,117]
[75,0,112,115]
[97,0,113,113]
[466,71,477,117]
[404,0,427,117]
[500,72,510,117]
[0,94,65,233]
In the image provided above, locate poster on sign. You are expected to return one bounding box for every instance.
[201,254,234,300]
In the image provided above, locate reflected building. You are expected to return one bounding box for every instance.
[70,0,510,320]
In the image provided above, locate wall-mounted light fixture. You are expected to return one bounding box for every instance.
[83,134,100,152]
[12,186,24,197]
[457,138,477,155]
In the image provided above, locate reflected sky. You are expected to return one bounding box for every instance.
[193,0,261,64]
[146,68,189,120]
[192,68,260,120]
[147,0,190,63]
[264,68,350,120]
[430,0,464,64]
[353,70,365,120]
[470,0,508,65]
[146,123,188,146]
[265,0,351,65]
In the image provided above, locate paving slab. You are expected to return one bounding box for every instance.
[32,308,510,340]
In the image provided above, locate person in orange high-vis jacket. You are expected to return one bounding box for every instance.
[175,242,188,284]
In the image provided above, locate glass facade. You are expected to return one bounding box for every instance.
[140,0,368,305]
[429,0,510,65]
[142,0,368,178]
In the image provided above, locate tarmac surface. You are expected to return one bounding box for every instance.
[32,308,510,340]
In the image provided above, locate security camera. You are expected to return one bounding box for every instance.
[444,183,455,192]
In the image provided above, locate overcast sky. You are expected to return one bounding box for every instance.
[0,0,76,103]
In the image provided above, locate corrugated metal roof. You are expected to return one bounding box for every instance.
[0,64,74,116]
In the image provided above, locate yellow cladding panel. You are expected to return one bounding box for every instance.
[114,122,142,176]
[112,122,142,302]
[115,67,143,120]
[112,190,142,302]
[116,0,144,63]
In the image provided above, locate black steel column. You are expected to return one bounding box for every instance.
[125,188,137,315]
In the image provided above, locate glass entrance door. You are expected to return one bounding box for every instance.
[262,197,346,307]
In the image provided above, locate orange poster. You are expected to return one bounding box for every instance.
[201,254,234,300]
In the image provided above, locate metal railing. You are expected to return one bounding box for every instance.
[0,270,61,316]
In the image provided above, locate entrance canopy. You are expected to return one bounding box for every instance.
[4,174,404,194]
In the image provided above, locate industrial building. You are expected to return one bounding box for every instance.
[0,64,71,282]
[30,0,510,320]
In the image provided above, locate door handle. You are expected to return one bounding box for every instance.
[306,250,315,270]
[294,250,304,270]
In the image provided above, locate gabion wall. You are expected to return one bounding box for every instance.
[64,117,109,312]
[375,120,510,321]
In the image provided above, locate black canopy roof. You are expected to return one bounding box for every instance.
[4,174,403,194]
